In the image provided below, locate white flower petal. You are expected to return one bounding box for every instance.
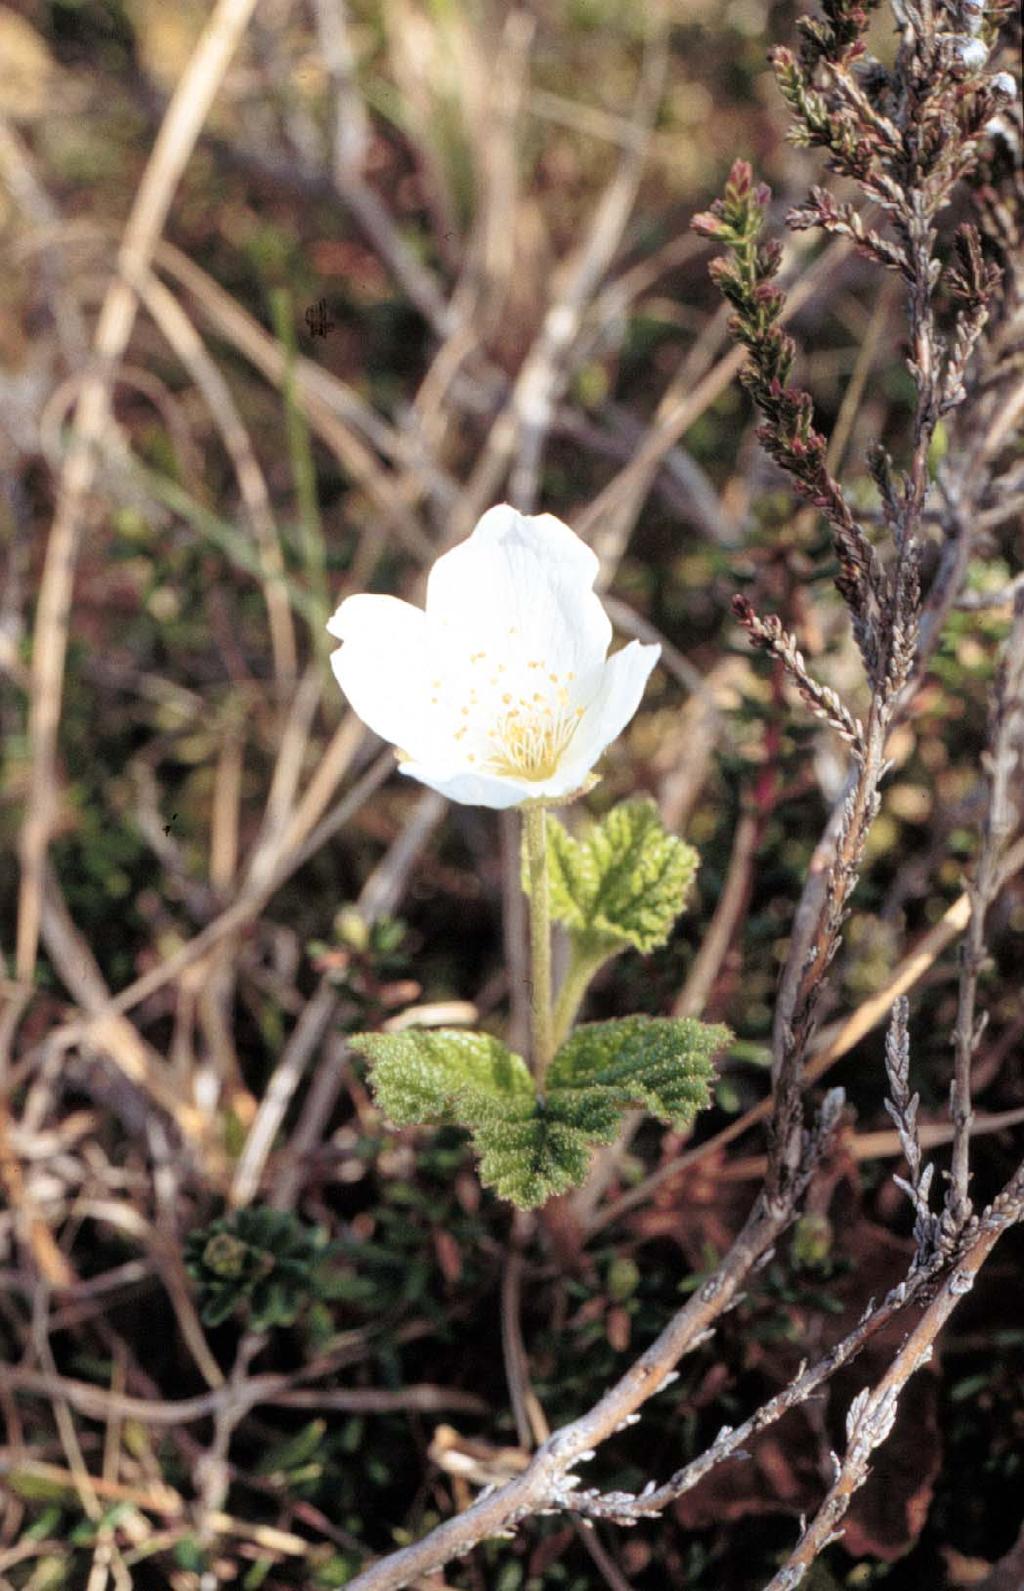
[396,760,536,810]
[327,591,425,646]
[426,504,611,682]
[398,752,605,810]
[471,504,600,584]
[327,594,433,755]
[556,640,661,786]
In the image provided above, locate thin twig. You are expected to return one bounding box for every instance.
[944,592,1024,1235]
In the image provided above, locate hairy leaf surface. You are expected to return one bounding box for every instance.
[352,1015,728,1208]
[534,799,700,955]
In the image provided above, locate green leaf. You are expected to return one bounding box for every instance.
[200,1289,240,1328]
[353,1028,596,1205]
[69,1503,132,1545]
[536,800,699,956]
[548,1016,729,1130]
[8,1467,75,1503]
[354,1018,729,1209]
[472,1109,602,1208]
[349,1028,535,1127]
[251,1280,301,1331]
[255,1420,327,1478]
[25,1506,64,1542]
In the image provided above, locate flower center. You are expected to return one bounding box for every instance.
[431,645,588,783]
[483,703,585,782]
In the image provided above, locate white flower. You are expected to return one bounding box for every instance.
[327,504,661,809]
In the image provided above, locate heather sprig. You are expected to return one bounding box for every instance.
[695,0,1012,705]
[694,0,1015,1247]
[883,997,941,1266]
[772,0,1012,220]
[693,167,882,677]
[942,221,1004,408]
[731,593,865,753]
[770,0,1010,469]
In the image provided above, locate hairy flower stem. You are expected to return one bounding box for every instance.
[552,949,606,1052]
[524,804,555,1088]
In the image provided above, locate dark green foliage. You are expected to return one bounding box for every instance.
[308,909,413,1034]
[254,1419,329,1492]
[184,1208,332,1330]
[351,1016,728,1208]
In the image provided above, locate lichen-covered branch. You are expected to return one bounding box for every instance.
[765,1156,1024,1589]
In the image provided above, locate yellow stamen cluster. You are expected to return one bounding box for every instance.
[429,644,585,781]
[484,703,585,781]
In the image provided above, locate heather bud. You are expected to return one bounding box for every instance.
[692,210,725,239]
[955,36,989,68]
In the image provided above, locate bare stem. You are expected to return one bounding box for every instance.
[524,804,555,1087]
[946,593,1024,1234]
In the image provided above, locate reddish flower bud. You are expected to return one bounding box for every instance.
[692,211,724,238]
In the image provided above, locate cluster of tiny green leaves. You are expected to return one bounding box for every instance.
[538,798,700,958]
[351,800,727,1209]
[350,1017,727,1209]
[184,1207,335,1331]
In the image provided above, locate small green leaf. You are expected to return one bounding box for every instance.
[255,1421,328,1479]
[69,1503,132,1545]
[18,1556,66,1591]
[174,1537,208,1572]
[535,800,699,956]
[8,1467,73,1503]
[25,1505,64,1541]
[251,1280,301,1330]
[607,1255,641,1301]
[243,1558,275,1590]
[201,1288,243,1328]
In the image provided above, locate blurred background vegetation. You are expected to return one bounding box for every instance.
[0,0,1022,1586]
